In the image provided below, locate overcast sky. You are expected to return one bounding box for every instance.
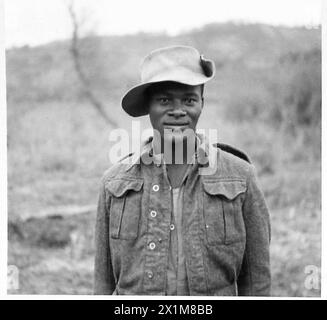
[4,0,322,48]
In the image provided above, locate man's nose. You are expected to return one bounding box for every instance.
[167,101,186,118]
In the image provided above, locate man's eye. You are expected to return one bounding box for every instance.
[158,97,170,105]
[184,98,196,105]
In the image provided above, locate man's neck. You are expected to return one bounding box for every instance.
[152,133,198,165]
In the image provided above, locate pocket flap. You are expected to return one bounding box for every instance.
[203,180,246,200]
[106,178,143,197]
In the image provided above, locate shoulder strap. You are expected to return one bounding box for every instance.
[213,142,251,163]
[118,152,134,163]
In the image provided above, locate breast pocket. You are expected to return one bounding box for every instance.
[106,178,144,240]
[202,179,246,245]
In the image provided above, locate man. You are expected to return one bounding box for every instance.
[94,45,271,296]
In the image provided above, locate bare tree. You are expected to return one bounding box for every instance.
[67,0,117,127]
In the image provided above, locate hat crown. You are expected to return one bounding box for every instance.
[141,46,204,83]
[121,45,215,117]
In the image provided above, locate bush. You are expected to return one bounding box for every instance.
[269,48,321,130]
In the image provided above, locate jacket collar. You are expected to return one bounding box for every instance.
[121,133,219,174]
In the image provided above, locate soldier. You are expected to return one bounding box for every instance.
[94,45,271,296]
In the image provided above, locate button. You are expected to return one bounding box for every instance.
[152,185,159,192]
[147,271,153,279]
[170,224,175,231]
[149,242,156,250]
[169,186,172,190]
[205,224,209,229]
[150,210,157,218]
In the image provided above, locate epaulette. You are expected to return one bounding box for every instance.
[118,136,153,163]
[118,152,134,162]
[213,142,251,163]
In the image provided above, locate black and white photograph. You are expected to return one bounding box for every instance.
[2,0,324,298]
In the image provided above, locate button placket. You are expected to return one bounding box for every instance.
[143,168,172,293]
[149,242,156,250]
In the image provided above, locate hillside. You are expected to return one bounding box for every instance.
[6,23,321,105]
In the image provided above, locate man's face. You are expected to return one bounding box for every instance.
[147,81,203,143]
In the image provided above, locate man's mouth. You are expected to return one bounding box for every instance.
[163,122,190,129]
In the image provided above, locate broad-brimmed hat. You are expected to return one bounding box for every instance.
[121,45,216,117]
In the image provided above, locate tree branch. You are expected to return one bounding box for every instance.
[67,1,117,127]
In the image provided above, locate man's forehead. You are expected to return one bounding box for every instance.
[148,82,202,96]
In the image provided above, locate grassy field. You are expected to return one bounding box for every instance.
[6,20,321,297]
[7,99,321,296]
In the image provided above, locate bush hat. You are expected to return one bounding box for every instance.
[121,45,216,117]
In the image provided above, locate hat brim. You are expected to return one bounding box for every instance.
[121,58,215,117]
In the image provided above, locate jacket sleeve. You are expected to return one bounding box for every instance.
[93,177,116,294]
[237,164,271,296]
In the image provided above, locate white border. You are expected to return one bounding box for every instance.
[320,0,326,300]
[0,295,323,300]
[0,0,8,298]
[1,1,325,301]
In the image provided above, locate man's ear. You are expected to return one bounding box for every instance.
[200,84,204,108]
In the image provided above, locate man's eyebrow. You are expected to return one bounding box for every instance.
[183,92,200,98]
